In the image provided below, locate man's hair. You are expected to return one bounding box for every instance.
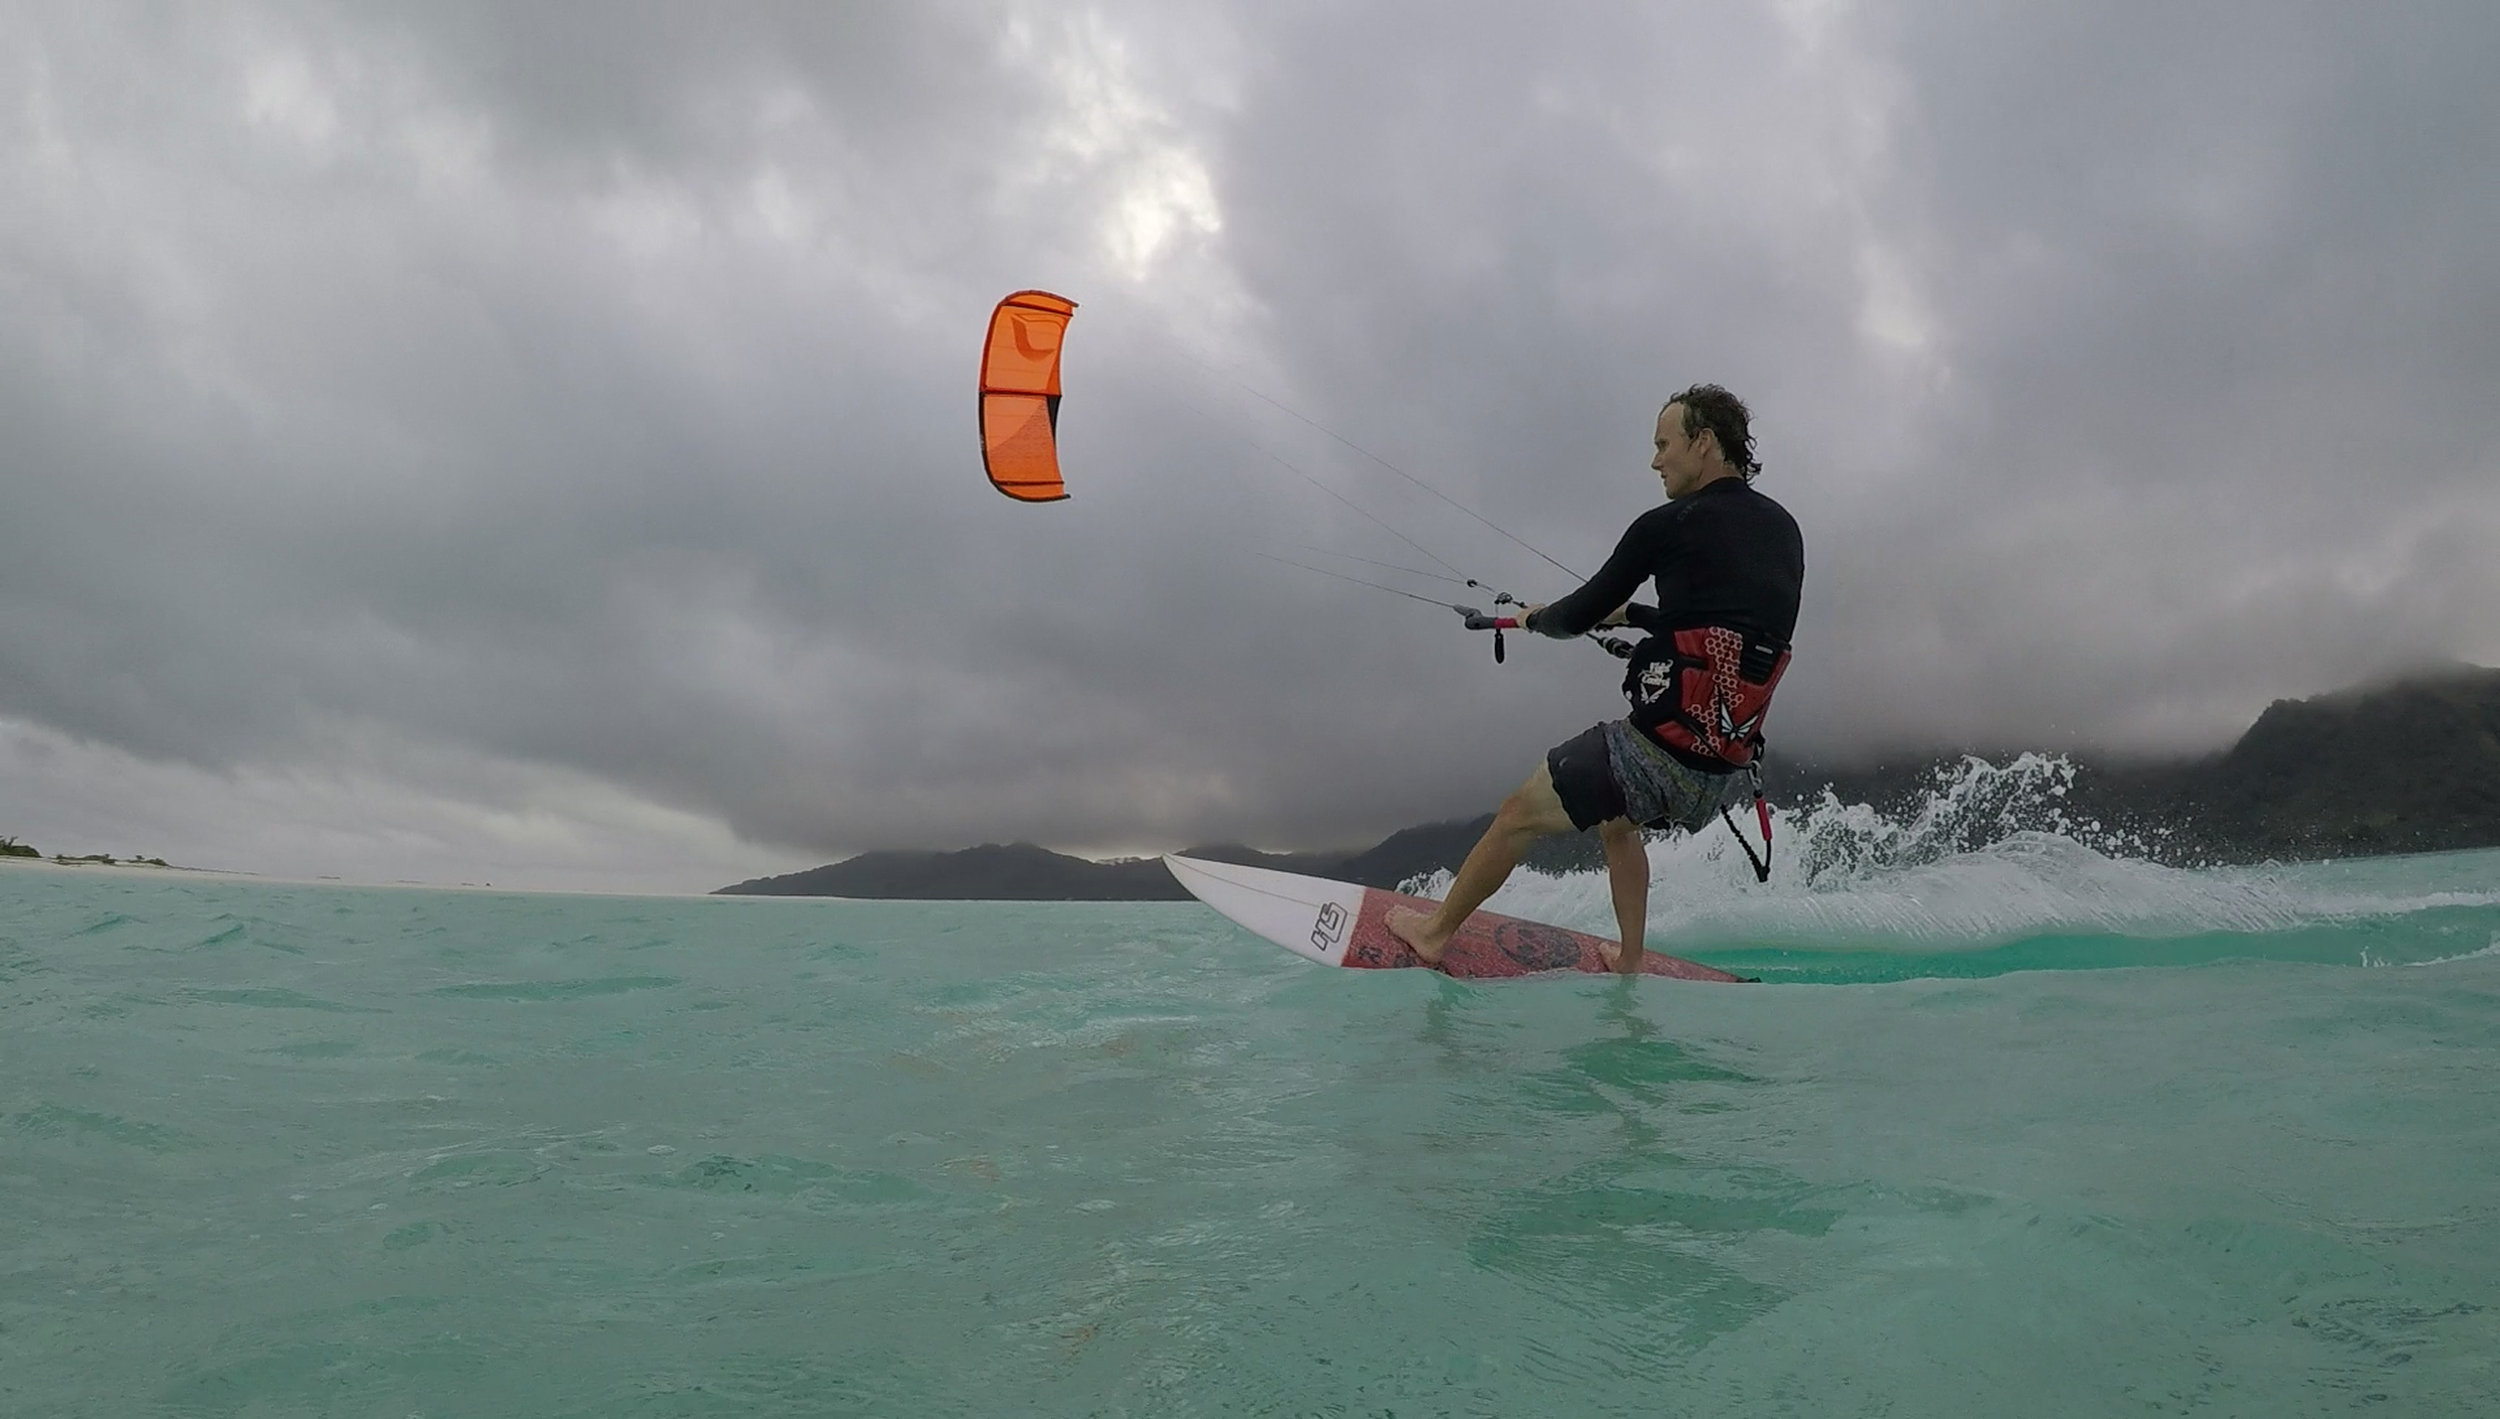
[1666,384,1760,478]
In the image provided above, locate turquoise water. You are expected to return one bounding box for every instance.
[5,840,2498,1416]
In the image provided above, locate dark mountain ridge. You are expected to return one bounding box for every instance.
[717,666,2500,899]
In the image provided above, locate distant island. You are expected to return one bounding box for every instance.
[717,664,2500,901]
[0,837,177,869]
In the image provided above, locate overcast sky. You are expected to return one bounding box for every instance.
[5,1,2496,891]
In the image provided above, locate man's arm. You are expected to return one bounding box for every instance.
[1522,509,1669,638]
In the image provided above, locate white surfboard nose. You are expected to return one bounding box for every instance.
[1163,854,1368,967]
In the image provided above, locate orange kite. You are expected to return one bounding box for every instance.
[978,290,1078,502]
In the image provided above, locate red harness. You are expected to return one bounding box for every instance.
[1626,626,1789,770]
[1624,625,1789,881]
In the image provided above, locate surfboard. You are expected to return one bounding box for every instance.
[1162,854,1752,982]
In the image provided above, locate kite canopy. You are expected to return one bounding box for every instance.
[978,290,1078,502]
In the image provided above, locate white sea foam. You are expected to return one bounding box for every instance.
[2404,937,2500,968]
[1403,754,2500,949]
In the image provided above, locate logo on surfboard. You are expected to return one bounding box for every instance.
[1309,901,1348,954]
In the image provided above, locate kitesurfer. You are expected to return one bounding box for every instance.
[1388,385,1804,974]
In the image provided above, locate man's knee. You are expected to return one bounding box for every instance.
[1497,764,1577,838]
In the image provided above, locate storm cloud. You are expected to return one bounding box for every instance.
[5,1,2496,890]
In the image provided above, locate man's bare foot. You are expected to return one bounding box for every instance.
[1386,905,1454,966]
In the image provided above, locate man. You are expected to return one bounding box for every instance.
[1387,385,1804,974]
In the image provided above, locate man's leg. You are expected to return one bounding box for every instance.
[1387,761,1578,965]
[1597,817,1648,974]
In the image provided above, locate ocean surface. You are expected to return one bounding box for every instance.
[7,771,2499,1416]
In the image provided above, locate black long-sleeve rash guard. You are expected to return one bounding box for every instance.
[1525,477,1804,646]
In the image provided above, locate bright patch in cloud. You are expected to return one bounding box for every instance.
[242,47,340,153]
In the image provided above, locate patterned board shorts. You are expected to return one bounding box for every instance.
[1546,720,1743,833]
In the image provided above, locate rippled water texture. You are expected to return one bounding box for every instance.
[5,844,2499,1416]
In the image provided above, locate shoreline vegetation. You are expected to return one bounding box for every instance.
[719,663,2500,901]
[1,837,178,869]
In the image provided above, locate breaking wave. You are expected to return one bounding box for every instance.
[1401,754,2500,954]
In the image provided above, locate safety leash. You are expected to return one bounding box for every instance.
[1718,761,1773,883]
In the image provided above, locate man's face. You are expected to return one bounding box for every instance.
[1652,403,1715,499]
